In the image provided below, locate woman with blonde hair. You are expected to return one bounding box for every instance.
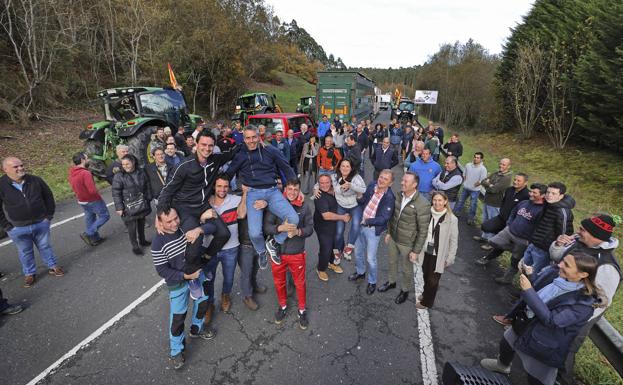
[415,191,458,309]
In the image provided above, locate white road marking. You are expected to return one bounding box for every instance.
[0,202,115,248]
[413,263,438,385]
[26,278,165,385]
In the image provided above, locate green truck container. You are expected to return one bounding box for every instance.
[316,71,375,123]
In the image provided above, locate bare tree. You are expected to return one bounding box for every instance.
[542,54,576,149]
[509,43,548,138]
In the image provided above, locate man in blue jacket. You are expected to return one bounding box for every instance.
[317,115,331,138]
[226,125,299,269]
[408,148,442,201]
[348,169,396,295]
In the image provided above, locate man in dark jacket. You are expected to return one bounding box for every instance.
[145,147,171,204]
[522,182,575,277]
[441,134,463,162]
[226,125,299,269]
[474,158,513,242]
[157,132,234,296]
[348,170,396,295]
[475,183,546,273]
[343,135,362,170]
[264,179,314,330]
[431,156,463,209]
[371,138,399,180]
[0,157,64,287]
[549,214,621,384]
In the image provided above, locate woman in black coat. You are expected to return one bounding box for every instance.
[112,154,152,255]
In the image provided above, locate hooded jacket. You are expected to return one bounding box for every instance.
[68,166,102,203]
[263,198,313,255]
[0,174,55,231]
[530,195,575,251]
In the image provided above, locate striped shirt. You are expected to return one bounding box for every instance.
[151,229,187,286]
[204,194,241,250]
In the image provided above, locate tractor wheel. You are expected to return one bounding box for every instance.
[126,126,156,168]
[84,140,107,177]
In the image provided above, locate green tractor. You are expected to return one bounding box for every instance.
[79,86,203,177]
[296,96,316,117]
[231,92,282,123]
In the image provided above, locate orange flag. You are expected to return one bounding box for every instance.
[167,63,179,89]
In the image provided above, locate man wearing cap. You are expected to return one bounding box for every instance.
[549,214,621,385]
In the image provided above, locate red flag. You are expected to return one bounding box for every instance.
[167,63,179,90]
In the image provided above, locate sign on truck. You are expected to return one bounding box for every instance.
[316,71,375,123]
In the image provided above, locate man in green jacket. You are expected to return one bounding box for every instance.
[379,171,431,304]
[476,158,512,241]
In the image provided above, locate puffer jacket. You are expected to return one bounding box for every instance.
[508,266,596,369]
[388,191,431,253]
[112,169,152,222]
[530,195,575,250]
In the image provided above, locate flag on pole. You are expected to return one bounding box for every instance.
[167,63,179,90]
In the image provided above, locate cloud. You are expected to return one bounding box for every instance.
[267,0,534,67]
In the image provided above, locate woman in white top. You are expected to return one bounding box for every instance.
[416,191,459,309]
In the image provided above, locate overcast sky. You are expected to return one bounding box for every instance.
[266,0,535,68]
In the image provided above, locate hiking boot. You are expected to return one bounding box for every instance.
[92,237,106,246]
[243,296,258,311]
[327,263,343,274]
[481,244,493,251]
[342,245,354,261]
[189,326,216,340]
[221,293,231,313]
[203,303,215,327]
[1,303,24,316]
[188,279,204,300]
[48,266,65,277]
[265,237,282,265]
[316,269,329,282]
[480,358,511,374]
[298,310,309,330]
[80,232,95,246]
[170,352,185,370]
[275,306,287,324]
[258,251,269,270]
[23,275,35,288]
[474,256,490,266]
[132,246,144,255]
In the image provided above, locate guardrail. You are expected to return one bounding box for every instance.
[590,317,623,378]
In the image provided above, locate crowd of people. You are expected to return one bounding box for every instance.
[0,114,619,385]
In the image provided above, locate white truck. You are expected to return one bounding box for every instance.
[379,94,391,110]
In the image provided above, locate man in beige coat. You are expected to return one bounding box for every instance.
[381,172,431,304]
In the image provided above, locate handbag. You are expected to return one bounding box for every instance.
[124,192,147,216]
[511,308,534,335]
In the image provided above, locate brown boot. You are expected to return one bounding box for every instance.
[243,296,259,311]
[203,303,215,327]
[221,293,231,313]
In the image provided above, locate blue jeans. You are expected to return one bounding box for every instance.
[81,200,110,239]
[522,244,550,276]
[168,271,210,357]
[335,205,363,251]
[204,246,238,297]
[246,187,299,253]
[481,204,501,239]
[454,188,480,221]
[355,226,381,284]
[8,219,58,276]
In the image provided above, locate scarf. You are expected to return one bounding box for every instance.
[526,277,584,318]
[283,190,303,207]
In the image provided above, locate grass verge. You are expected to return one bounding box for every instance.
[441,124,622,385]
[246,72,316,113]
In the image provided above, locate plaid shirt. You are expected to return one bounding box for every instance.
[363,187,386,220]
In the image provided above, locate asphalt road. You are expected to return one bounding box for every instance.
[0,110,530,385]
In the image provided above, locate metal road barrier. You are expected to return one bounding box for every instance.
[590,317,623,378]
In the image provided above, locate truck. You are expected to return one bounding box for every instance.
[378,94,391,110]
[316,71,375,124]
